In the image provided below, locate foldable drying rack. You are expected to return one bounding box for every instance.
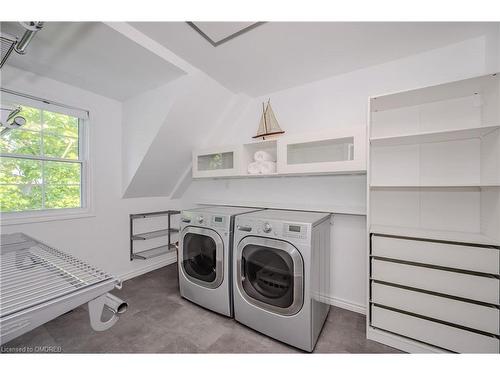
[0,233,127,345]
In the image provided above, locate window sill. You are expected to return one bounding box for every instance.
[0,209,96,226]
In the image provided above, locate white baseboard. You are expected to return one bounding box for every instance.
[118,253,177,281]
[319,294,366,315]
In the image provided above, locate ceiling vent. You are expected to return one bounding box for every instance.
[187,22,264,47]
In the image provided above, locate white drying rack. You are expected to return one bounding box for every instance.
[0,233,127,345]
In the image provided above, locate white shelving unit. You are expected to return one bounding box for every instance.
[192,128,366,178]
[367,73,500,354]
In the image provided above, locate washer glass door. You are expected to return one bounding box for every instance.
[180,227,224,289]
[237,236,304,315]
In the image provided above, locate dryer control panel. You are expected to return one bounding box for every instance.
[236,218,309,241]
[283,223,308,239]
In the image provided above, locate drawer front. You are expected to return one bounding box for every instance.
[372,281,500,335]
[372,259,500,305]
[372,235,500,275]
[371,306,499,353]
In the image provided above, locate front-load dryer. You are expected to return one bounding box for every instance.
[233,209,332,352]
[178,206,263,317]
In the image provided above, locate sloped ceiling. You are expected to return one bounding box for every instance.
[132,22,498,96]
[0,22,185,101]
[122,72,236,198]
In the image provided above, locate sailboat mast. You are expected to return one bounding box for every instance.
[263,102,268,133]
[262,102,268,140]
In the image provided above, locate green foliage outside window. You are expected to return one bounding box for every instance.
[0,105,82,213]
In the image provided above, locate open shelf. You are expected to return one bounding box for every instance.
[370,224,500,247]
[130,210,180,219]
[370,73,499,112]
[130,210,180,261]
[132,228,179,241]
[370,125,500,147]
[197,199,366,216]
[200,169,366,180]
[241,139,278,176]
[132,244,177,260]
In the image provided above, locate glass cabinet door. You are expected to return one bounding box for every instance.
[277,128,366,174]
[197,152,234,172]
[192,146,241,178]
[287,137,354,165]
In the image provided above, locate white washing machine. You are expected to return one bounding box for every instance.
[178,206,263,317]
[233,209,332,352]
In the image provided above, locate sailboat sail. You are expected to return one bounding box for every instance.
[253,100,284,139]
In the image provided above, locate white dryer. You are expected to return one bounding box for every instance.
[233,209,332,352]
[178,206,263,317]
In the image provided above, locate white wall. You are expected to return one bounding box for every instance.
[0,66,180,280]
[183,35,497,314]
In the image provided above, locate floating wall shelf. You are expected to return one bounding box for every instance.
[192,128,366,179]
[370,124,500,146]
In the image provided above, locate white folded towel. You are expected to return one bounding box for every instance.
[254,150,274,162]
[247,161,261,175]
[259,161,276,174]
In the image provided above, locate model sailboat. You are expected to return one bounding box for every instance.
[253,100,285,139]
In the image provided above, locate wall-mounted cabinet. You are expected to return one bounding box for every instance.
[277,128,366,174]
[192,145,241,178]
[192,128,366,179]
[367,72,500,354]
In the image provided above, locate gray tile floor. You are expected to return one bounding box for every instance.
[2,264,401,353]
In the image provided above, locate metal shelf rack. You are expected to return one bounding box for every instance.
[1,233,126,345]
[129,210,180,261]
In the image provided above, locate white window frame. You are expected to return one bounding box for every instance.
[0,90,93,225]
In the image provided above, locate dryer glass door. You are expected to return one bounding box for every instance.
[180,227,224,289]
[237,237,304,316]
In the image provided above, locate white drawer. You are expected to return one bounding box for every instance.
[372,259,500,305]
[372,235,499,275]
[371,306,499,353]
[372,281,500,335]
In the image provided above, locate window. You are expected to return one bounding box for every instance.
[0,94,88,216]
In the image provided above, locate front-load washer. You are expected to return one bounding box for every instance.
[233,209,332,352]
[178,206,264,317]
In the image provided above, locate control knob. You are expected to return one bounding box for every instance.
[262,222,272,233]
[197,216,204,224]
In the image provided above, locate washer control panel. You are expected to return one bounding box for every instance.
[180,211,228,230]
[283,223,308,239]
[211,215,227,228]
